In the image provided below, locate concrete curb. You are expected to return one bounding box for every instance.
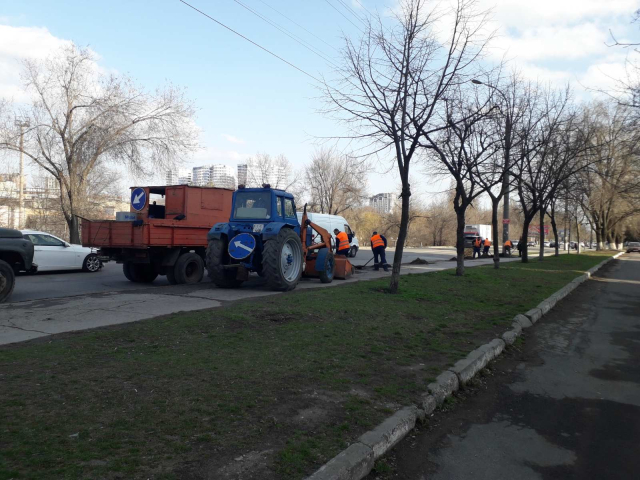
[358,406,420,460]
[305,252,624,480]
[426,371,459,405]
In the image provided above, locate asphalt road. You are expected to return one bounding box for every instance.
[9,246,459,303]
[375,254,640,480]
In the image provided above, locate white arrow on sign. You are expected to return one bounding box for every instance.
[133,192,144,205]
[234,241,254,253]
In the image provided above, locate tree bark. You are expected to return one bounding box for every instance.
[491,198,500,269]
[68,215,80,244]
[550,207,559,256]
[389,187,410,293]
[521,217,532,263]
[538,208,545,261]
[455,208,466,276]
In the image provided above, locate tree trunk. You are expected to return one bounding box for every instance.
[576,221,581,254]
[521,217,532,263]
[455,208,466,276]
[389,188,410,294]
[491,198,500,269]
[538,208,545,261]
[550,208,559,256]
[568,217,572,255]
[67,215,81,244]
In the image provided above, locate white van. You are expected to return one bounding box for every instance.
[296,212,360,257]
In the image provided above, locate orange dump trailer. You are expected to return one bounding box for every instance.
[82,185,233,284]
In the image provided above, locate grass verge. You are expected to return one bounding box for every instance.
[0,252,614,479]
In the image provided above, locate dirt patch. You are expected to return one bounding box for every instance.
[409,258,429,265]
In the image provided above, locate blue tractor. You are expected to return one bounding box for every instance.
[206,185,349,291]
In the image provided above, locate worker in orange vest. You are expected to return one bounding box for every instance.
[473,237,482,259]
[370,231,388,271]
[504,239,513,257]
[483,238,491,256]
[333,229,351,257]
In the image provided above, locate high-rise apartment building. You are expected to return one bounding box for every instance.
[370,193,395,214]
[165,168,192,186]
[192,166,212,186]
[210,164,236,189]
[237,163,248,187]
[167,165,236,189]
[237,162,288,188]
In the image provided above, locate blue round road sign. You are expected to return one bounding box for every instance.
[228,233,256,260]
[131,187,147,211]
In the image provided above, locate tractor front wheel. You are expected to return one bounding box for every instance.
[318,250,335,284]
[262,228,303,291]
[206,239,244,288]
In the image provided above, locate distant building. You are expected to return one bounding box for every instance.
[210,164,236,189]
[370,193,395,214]
[165,168,192,186]
[237,162,287,188]
[237,163,248,187]
[192,166,212,186]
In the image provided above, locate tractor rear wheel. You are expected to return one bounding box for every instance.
[262,228,303,291]
[206,239,244,288]
[0,259,15,303]
[318,250,335,284]
[174,252,204,284]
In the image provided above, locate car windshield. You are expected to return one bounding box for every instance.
[629,242,640,247]
[233,192,272,220]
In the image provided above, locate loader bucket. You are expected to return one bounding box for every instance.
[334,256,354,280]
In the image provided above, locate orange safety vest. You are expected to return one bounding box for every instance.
[371,234,384,249]
[473,238,481,247]
[484,239,491,247]
[336,231,350,251]
[504,240,512,248]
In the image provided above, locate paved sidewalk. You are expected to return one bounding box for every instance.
[0,254,524,345]
[381,255,640,480]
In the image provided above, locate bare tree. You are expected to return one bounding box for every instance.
[0,44,197,243]
[426,195,456,246]
[243,152,300,191]
[509,86,586,262]
[323,0,493,292]
[304,148,368,214]
[607,10,640,111]
[571,103,640,250]
[472,72,536,268]
[422,87,499,275]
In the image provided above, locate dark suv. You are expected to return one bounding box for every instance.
[0,227,36,302]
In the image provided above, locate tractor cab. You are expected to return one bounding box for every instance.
[229,187,300,231]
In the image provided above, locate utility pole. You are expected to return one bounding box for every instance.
[14,119,30,229]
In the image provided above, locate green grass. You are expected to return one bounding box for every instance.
[0,251,614,479]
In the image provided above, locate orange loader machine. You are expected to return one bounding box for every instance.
[300,205,354,282]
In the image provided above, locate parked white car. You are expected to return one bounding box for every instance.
[296,212,360,257]
[21,230,102,272]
